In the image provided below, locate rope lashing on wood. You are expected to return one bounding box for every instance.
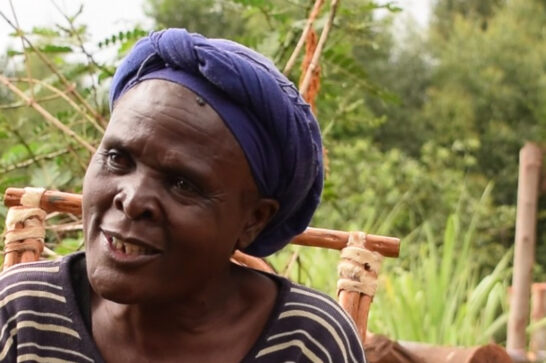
[19,187,46,207]
[337,232,383,296]
[337,245,383,296]
[2,187,47,270]
[337,231,384,343]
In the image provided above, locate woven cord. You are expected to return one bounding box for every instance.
[20,187,46,207]
[337,231,383,297]
[3,205,47,269]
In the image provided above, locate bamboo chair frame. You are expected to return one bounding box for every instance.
[2,187,400,344]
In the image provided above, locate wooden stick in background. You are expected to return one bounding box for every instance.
[507,142,542,358]
[283,0,325,76]
[4,188,82,215]
[4,188,400,255]
[530,283,546,360]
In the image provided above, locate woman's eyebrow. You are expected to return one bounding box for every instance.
[100,134,132,149]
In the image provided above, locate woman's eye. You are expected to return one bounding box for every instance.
[104,149,131,170]
[172,177,198,195]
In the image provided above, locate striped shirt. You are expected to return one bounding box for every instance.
[0,253,366,362]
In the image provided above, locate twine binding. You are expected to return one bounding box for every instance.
[3,206,47,269]
[337,231,383,296]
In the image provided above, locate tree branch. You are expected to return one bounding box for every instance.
[0,94,62,109]
[283,0,325,76]
[10,77,105,134]
[0,150,69,174]
[0,10,108,128]
[299,0,341,96]
[0,75,96,153]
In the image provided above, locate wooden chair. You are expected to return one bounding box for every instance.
[2,187,400,344]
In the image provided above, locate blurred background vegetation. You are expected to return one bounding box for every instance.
[0,0,545,349]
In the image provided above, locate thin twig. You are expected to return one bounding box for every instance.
[282,247,301,278]
[0,150,69,174]
[0,75,96,153]
[0,94,62,109]
[46,222,83,232]
[4,124,43,169]
[11,77,105,133]
[283,0,325,75]
[42,246,60,258]
[0,10,108,127]
[8,0,34,101]
[50,0,113,108]
[299,0,341,96]
[66,145,90,171]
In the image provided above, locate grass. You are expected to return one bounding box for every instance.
[368,184,513,346]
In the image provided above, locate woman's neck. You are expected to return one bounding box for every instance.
[90,265,278,362]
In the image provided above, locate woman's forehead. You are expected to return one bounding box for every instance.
[105,80,252,174]
[111,80,233,140]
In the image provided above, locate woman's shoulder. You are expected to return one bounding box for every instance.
[0,252,99,362]
[0,253,80,316]
[0,256,65,287]
[248,274,367,363]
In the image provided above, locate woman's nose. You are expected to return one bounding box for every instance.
[113,174,162,221]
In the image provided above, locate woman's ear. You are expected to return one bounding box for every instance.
[236,198,279,251]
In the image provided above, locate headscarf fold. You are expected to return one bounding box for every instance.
[109,28,323,257]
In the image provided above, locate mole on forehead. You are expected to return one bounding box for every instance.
[195,96,207,106]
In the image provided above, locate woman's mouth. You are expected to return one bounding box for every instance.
[102,231,162,264]
[109,236,157,256]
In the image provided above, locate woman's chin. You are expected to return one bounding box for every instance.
[88,270,147,304]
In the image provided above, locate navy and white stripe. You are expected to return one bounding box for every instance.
[246,282,366,363]
[0,253,366,362]
[0,258,98,363]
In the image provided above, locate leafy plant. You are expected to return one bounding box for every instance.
[368,184,512,346]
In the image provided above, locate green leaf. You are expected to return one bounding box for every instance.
[6,49,24,56]
[39,45,73,53]
[1,144,29,165]
[53,237,83,255]
[31,27,60,37]
[231,0,266,7]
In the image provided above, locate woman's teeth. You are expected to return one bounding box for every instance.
[111,236,154,255]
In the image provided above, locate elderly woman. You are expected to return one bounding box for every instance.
[0,29,366,362]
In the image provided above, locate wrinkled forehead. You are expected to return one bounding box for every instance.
[104,80,258,192]
[113,80,217,127]
[109,80,245,157]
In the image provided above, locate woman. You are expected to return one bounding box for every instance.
[0,29,366,362]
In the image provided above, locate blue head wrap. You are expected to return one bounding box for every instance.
[109,28,323,257]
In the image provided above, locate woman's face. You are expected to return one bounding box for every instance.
[83,80,271,304]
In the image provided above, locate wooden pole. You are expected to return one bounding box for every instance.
[507,142,542,358]
[4,188,82,215]
[3,188,401,256]
[530,282,546,361]
[356,294,373,342]
[299,0,341,97]
[398,341,512,363]
[293,227,400,256]
[283,0,325,76]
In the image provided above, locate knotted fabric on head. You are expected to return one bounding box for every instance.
[109,28,323,257]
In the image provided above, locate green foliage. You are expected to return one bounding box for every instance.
[144,0,247,39]
[364,0,546,278]
[0,0,542,348]
[0,6,137,252]
[369,186,513,345]
[53,235,83,255]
